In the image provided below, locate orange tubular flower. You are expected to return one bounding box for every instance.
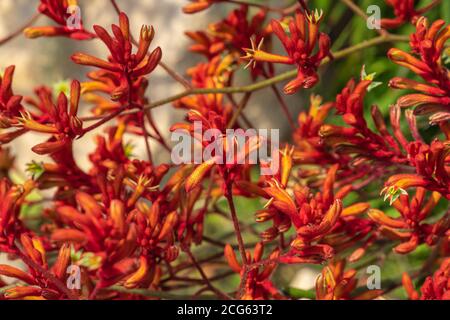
[261,165,373,264]
[224,243,283,299]
[321,77,408,167]
[172,109,264,195]
[242,9,331,94]
[381,0,440,29]
[292,94,343,165]
[388,17,450,125]
[402,258,450,300]
[383,140,450,200]
[16,80,82,156]
[0,179,35,251]
[207,5,273,79]
[0,66,28,144]
[51,181,176,291]
[72,12,162,103]
[24,0,95,40]
[0,239,74,300]
[183,0,214,14]
[316,260,383,300]
[370,187,446,254]
[185,30,225,59]
[174,55,234,119]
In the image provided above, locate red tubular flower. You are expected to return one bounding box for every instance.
[174,55,234,119]
[0,66,23,123]
[24,0,95,40]
[242,9,331,94]
[321,77,408,166]
[0,66,28,144]
[224,243,282,299]
[0,239,74,300]
[260,165,372,264]
[50,178,175,291]
[403,258,450,300]
[316,260,383,300]
[370,187,446,254]
[321,72,449,200]
[388,17,450,125]
[0,179,35,252]
[207,5,273,79]
[72,12,162,103]
[383,140,450,200]
[292,94,344,165]
[16,80,82,155]
[172,109,264,195]
[34,126,175,294]
[381,0,440,29]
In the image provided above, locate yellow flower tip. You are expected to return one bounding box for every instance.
[310,94,323,109]
[415,16,428,29]
[306,9,324,24]
[185,158,216,192]
[380,185,408,205]
[140,25,155,42]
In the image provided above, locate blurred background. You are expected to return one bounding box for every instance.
[0,0,448,298]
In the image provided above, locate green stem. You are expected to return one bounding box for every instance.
[142,34,409,112]
[108,285,217,300]
[82,33,409,122]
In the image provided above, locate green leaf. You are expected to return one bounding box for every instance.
[26,160,45,180]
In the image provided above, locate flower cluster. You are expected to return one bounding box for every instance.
[403,258,449,299]
[381,0,440,29]
[0,0,448,301]
[315,260,383,300]
[242,9,331,94]
[388,17,450,125]
[24,0,95,40]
